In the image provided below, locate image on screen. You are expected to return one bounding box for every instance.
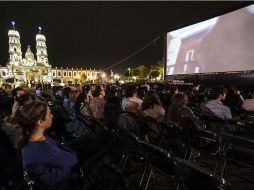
[166,4,254,75]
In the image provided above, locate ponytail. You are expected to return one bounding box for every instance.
[4,101,48,149]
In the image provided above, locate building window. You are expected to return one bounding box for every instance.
[58,72,61,77]
[69,72,72,77]
[185,49,195,62]
[64,72,67,77]
[73,72,76,77]
[52,72,55,77]
[2,71,6,76]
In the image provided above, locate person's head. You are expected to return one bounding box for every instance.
[104,97,122,118]
[103,97,122,130]
[36,85,42,90]
[52,86,63,96]
[125,85,137,98]
[124,99,139,113]
[170,86,178,95]
[210,86,227,101]
[11,87,25,101]
[157,85,165,93]
[171,93,188,106]
[75,92,88,104]
[137,86,146,99]
[142,92,162,110]
[69,86,79,99]
[62,87,71,98]
[5,101,53,148]
[250,91,254,99]
[18,93,35,107]
[92,85,105,98]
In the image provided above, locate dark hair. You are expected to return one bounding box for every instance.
[125,85,137,98]
[62,87,71,98]
[74,92,88,112]
[137,86,147,100]
[18,93,35,107]
[5,101,48,149]
[52,86,63,95]
[36,84,42,90]
[104,97,122,130]
[92,85,102,97]
[171,93,187,106]
[142,92,162,110]
[170,86,178,95]
[210,86,227,99]
[11,87,24,98]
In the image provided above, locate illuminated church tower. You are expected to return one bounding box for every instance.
[8,21,22,65]
[36,26,49,66]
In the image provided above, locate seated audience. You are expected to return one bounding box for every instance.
[166,93,205,130]
[141,92,165,121]
[11,87,25,114]
[122,85,143,111]
[104,96,122,130]
[6,101,82,190]
[202,86,232,120]
[242,91,254,112]
[89,85,106,120]
[62,86,78,119]
[74,92,93,118]
[223,86,243,117]
[118,98,146,138]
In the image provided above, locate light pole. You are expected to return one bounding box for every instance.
[128,67,131,83]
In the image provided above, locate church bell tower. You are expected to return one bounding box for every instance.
[8,21,22,65]
[36,26,49,66]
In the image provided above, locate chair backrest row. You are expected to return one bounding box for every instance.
[113,129,230,190]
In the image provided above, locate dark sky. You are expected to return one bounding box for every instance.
[0,1,250,73]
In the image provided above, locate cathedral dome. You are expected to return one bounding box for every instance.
[25,45,35,60]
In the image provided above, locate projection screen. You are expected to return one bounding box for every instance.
[166,4,254,76]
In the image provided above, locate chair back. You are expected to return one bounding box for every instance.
[223,133,254,150]
[23,169,34,190]
[174,157,230,190]
[138,140,175,177]
[111,129,141,154]
[193,129,218,142]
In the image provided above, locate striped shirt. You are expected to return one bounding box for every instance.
[204,99,232,120]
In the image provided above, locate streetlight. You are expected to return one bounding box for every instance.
[114,74,120,80]
[128,67,131,83]
[101,73,106,84]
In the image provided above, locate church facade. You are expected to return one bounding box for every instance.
[0,23,104,87]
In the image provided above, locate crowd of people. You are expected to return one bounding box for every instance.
[0,82,254,190]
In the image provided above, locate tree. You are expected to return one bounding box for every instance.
[132,68,140,77]
[123,68,132,77]
[156,60,164,79]
[150,70,160,79]
[80,73,87,83]
[139,65,147,79]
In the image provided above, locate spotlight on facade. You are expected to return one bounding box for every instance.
[11,21,15,28]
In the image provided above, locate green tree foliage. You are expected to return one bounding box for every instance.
[132,68,140,77]
[123,68,133,77]
[80,73,87,82]
[150,70,160,78]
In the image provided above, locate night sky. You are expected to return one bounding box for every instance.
[0,1,250,74]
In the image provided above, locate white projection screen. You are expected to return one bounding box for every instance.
[166,4,254,76]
